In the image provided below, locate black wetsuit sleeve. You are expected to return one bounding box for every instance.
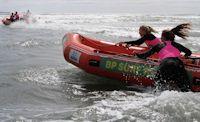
[171,42,192,56]
[136,44,164,59]
[124,34,156,46]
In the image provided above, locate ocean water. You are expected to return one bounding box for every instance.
[1,0,200,121]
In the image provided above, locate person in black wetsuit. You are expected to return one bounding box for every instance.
[136,23,192,91]
[116,25,161,48]
[14,11,19,21]
[8,13,15,22]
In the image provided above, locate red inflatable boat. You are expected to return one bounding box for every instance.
[2,17,13,25]
[63,33,200,92]
[2,14,25,26]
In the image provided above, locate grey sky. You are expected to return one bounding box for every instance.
[0,0,199,15]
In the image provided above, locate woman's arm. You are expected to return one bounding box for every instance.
[172,42,192,56]
[136,44,164,59]
[124,34,156,46]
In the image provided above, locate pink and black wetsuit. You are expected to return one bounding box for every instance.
[124,34,161,47]
[136,41,192,91]
[158,41,181,60]
[136,41,191,59]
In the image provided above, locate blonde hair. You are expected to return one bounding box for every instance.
[140,25,158,34]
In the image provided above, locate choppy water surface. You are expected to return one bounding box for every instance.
[1,13,200,121]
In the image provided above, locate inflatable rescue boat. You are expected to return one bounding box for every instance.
[63,33,200,92]
[2,17,13,25]
[2,14,26,26]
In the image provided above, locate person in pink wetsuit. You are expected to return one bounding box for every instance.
[136,23,192,91]
[116,25,161,48]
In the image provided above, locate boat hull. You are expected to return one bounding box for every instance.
[2,15,25,26]
[63,33,200,92]
[2,19,12,25]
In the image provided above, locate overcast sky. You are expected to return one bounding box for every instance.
[0,0,199,15]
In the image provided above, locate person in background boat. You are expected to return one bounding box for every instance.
[8,13,15,22]
[115,25,161,48]
[14,11,19,21]
[136,23,192,91]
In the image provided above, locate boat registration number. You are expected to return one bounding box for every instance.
[69,49,81,63]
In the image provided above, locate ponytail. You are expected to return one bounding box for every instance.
[140,25,158,34]
[148,26,158,33]
[171,23,191,39]
[162,23,191,41]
